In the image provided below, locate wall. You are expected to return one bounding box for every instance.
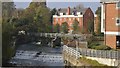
[86,57,117,66]
[53,16,83,32]
[105,35,116,49]
[83,8,94,33]
[105,3,119,32]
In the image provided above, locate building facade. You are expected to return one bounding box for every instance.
[101,0,120,49]
[53,7,95,33]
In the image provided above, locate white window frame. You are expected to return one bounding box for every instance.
[116,18,120,26]
[116,2,120,9]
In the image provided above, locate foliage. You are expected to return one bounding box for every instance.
[91,45,111,50]
[72,19,80,34]
[2,2,15,19]
[95,7,101,35]
[88,20,94,34]
[2,2,16,64]
[50,8,57,23]
[61,22,69,33]
[53,23,60,33]
[88,41,111,50]
[34,6,52,32]
[2,20,15,64]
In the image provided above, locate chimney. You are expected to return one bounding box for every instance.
[67,7,70,15]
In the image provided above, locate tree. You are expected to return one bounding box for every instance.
[53,23,60,33]
[72,19,80,33]
[88,20,94,34]
[2,2,15,20]
[34,6,52,32]
[2,2,16,65]
[61,22,69,33]
[95,7,101,35]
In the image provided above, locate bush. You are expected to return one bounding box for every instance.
[88,42,100,48]
[94,45,111,50]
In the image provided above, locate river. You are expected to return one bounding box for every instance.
[8,43,64,67]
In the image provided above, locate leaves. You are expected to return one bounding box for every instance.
[72,19,80,33]
[53,23,60,33]
[88,20,94,34]
[95,7,101,35]
[61,22,69,33]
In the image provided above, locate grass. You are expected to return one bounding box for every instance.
[79,57,107,66]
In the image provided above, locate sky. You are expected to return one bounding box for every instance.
[14,1,101,13]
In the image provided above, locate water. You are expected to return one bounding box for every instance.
[8,43,64,66]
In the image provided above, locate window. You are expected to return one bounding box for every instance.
[56,18,58,22]
[116,2,120,9]
[116,18,120,25]
[64,18,66,21]
[78,18,80,21]
[60,18,62,21]
[69,18,71,21]
[117,19,119,24]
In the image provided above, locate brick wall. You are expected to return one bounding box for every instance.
[53,17,83,31]
[105,3,119,32]
[83,8,94,33]
[105,35,116,49]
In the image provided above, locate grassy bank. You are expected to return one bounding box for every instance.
[79,57,107,66]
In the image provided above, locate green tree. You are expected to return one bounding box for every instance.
[88,20,94,34]
[2,2,15,20]
[34,6,52,32]
[61,22,69,33]
[53,23,60,33]
[2,2,16,65]
[72,19,80,33]
[95,7,101,35]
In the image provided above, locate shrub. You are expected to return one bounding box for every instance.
[94,45,111,50]
[88,42,100,48]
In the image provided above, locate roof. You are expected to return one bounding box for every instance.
[56,6,88,15]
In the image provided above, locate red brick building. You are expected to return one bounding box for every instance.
[101,0,120,49]
[53,6,95,33]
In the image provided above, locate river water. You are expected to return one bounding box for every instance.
[8,43,64,67]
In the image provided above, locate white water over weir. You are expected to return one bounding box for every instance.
[9,50,64,66]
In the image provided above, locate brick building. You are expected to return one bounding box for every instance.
[53,6,95,33]
[101,0,120,49]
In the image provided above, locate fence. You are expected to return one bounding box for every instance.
[63,45,120,60]
[63,45,81,59]
[30,33,86,39]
